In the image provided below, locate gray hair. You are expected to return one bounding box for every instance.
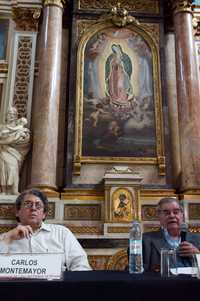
[156,197,183,213]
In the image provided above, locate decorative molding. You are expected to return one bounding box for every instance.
[0,204,15,220]
[188,203,200,220]
[0,225,16,234]
[107,226,130,233]
[78,0,160,14]
[189,225,200,233]
[0,202,55,220]
[0,63,8,74]
[62,188,176,199]
[47,202,55,219]
[67,226,102,234]
[181,189,200,195]
[140,189,176,197]
[104,166,142,179]
[61,188,104,200]
[141,205,158,221]
[64,204,101,220]
[28,185,59,197]
[143,225,160,232]
[12,7,41,32]
[11,35,35,120]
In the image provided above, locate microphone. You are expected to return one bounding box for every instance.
[180,223,188,242]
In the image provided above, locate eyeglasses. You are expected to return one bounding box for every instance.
[158,209,182,216]
[22,201,44,210]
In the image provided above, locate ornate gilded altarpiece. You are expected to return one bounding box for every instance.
[70,0,165,178]
[64,0,168,270]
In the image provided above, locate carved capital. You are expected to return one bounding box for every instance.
[171,0,193,15]
[43,0,64,9]
[12,7,41,31]
[193,16,200,39]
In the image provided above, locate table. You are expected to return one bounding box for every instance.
[0,271,199,301]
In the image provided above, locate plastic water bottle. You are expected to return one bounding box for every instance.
[129,220,143,273]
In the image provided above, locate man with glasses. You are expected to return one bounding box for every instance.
[0,189,91,271]
[143,197,200,272]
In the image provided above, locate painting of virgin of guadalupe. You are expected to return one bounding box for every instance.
[105,44,133,106]
[82,27,157,158]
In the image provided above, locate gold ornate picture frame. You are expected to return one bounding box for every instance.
[73,19,165,176]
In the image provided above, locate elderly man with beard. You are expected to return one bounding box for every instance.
[143,197,200,272]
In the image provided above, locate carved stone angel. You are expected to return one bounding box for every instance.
[0,106,30,194]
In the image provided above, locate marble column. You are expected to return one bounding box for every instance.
[30,0,63,192]
[164,33,181,188]
[173,0,200,192]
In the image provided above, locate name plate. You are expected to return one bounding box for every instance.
[0,253,63,280]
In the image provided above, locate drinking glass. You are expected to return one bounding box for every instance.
[160,249,178,277]
[191,254,200,278]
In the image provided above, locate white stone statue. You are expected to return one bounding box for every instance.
[0,106,30,194]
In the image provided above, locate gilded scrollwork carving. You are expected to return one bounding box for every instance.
[78,0,160,14]
[109,3,139,27]
[106,249,128,270]
[141,23,160,47]
[189,225,200,233]
[77,20,98,41]
[88,255,110,270]
[13,36,34,118]
[193,17,200,39]
[12,7,41,31]
[171,0,193,15]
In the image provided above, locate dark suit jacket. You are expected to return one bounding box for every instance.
[142,229,200,272]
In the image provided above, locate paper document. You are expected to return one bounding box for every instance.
[170,267,197,275]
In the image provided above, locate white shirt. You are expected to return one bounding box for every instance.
[0,223,91,271]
